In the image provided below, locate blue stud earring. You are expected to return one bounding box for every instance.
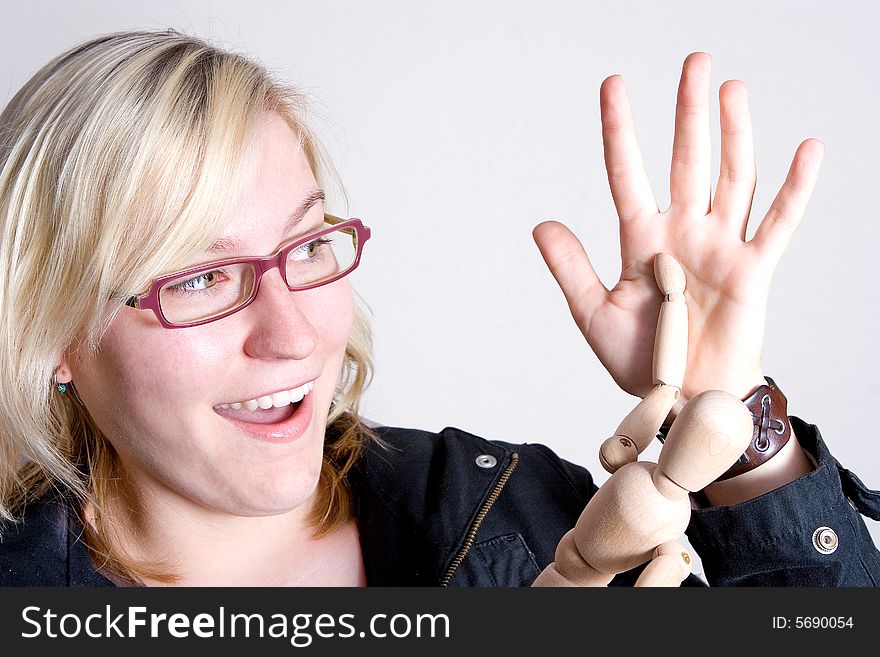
[53,372,67,394]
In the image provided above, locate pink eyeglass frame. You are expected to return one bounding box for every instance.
[125,216,371,329]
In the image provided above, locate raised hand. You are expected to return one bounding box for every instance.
[533,52,824,401]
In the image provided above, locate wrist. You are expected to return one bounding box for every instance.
[682,368,766,402]
[701,425,814,506]
[658,376,799,490]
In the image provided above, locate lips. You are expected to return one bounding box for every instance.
[214,381,316,443]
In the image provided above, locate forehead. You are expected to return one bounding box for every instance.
[216,114,321,251]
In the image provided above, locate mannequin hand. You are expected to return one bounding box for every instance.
[533,52,823,400]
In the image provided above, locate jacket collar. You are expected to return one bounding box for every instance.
[350,425,514,586]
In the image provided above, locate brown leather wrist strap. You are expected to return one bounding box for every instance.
[713,376,791,482]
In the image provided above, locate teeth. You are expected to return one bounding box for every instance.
[220,380,314,412]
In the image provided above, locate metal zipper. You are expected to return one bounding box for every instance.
[439,452,520,586]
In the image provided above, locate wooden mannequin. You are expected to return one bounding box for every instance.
[533,254,754,587]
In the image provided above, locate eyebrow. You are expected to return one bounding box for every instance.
[208,188,326,253]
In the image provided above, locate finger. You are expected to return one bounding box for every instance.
[532,220,609,330]
[712,80,756,239]
[600,75,658,221]
[670,52,713,213]
[750,139,824,265]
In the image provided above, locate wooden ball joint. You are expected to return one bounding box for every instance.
[534,254,754,587]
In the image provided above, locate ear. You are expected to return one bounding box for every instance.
[54,352,73,384]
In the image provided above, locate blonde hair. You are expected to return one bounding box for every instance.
[0,29,375,583]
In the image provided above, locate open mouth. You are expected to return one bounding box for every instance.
[214,381,314,426]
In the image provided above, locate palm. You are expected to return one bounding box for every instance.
[583,212,766,399]
[534,53,823,401]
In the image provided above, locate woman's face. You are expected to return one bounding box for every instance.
[68,113,353,518]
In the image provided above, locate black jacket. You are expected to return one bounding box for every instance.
[1,417,879,586]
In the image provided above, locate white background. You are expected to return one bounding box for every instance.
[2,1,878,555]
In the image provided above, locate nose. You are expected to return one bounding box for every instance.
[242,268,319,360]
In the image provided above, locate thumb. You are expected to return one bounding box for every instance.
[532,220,608,330]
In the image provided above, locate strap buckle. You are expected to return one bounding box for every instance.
[752,393,787,452]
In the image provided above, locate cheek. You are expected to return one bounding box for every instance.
[304,280,354,354]
[115,336,224,396]
[73,318,231,434]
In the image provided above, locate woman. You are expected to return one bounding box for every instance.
[0,29,877,586]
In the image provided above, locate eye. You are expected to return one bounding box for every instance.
[170,270,224,293]
[291,237,332,262]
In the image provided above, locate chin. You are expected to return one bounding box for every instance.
[222,460,324,518]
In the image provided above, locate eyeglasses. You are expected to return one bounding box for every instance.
[125,215,371,329]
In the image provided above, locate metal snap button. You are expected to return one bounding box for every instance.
[812,526,838,555]
[475,454,497,469]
